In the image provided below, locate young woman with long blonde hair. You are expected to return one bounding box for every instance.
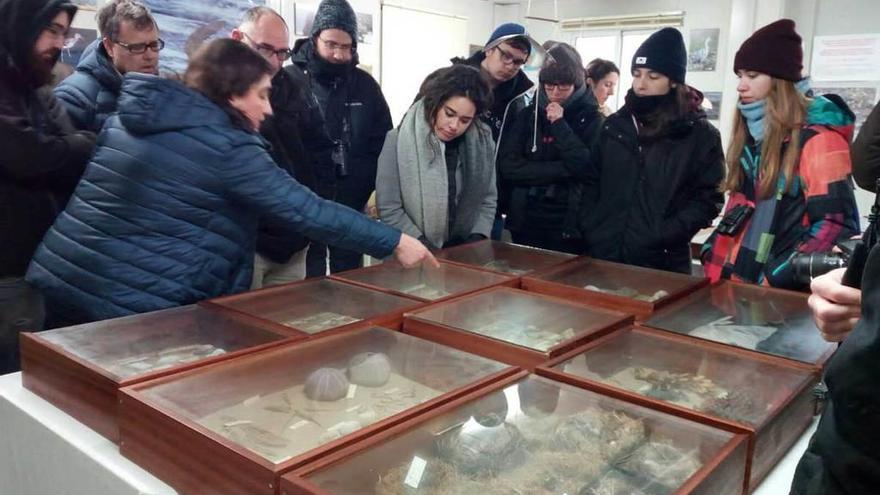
[701,19,859,290]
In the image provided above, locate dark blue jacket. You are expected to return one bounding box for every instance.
[26,74,400,323]
[54,39,122,132]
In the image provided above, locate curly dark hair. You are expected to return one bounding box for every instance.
[418,65,493,127]
[184,39,273,129]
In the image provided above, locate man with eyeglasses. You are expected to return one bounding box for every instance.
[291,0,393,276]
[54,0,160,132]
[232,6,338,288]
[0,0,96,372]
[451,22,541,240]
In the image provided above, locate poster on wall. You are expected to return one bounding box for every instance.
[812,85,879,135]
[356,12,373,44]
[688,28,719,72]
[144,0,265,74]
[59,27,98,69]
[703,91,722,121]
[294,3,316,37]
[811,34,880,82]
[71,0,96,10]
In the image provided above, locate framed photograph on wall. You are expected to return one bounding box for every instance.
[60,27,98,68]
[295,3,316,36]
[143,0,266,74]
[703,91,722,121]
[688,28,719,72]
[356,12,373,44]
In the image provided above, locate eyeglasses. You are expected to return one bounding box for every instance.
[113,38,165,54]
[318,37,353,54]
[494,45,528,67]
[544,83,574,92]
[242,32,292,61]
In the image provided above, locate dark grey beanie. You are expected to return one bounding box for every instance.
[310,0,358,47]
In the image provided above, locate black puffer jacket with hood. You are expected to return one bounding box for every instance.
[581,87,725,273]
[0,0,96,277]
[499,85,603,240]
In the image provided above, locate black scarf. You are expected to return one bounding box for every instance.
[623,88,669,120]
[304,39,356,81]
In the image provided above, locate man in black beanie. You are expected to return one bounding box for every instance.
[290,0,392,276]
[0,0,97,372]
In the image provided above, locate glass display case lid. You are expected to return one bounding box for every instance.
[552,327,816,428]
[644,281,836,365]
[332,261,515,301]
[435,240,575,275]
[531,257,706,304]
[133,327,510,465]
[301,375,741,495]
[408,288,630,352]
[207,278,421,334]
[34,304,289,381]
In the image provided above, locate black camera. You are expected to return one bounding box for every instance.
[791,249,851,285]
[332,140,349,178]
[717,204,754,237]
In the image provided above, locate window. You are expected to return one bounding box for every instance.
[576,30,656,112]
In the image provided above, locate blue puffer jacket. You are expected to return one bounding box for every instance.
[27,74,401,323]
[54,39,122,132]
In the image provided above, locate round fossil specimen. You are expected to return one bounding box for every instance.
[347,352,392,387]
[304,367,349,401]
[434,422,528,477]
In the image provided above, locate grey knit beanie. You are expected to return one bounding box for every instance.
[310,0,358,47]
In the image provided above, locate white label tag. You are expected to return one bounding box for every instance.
[636,56,647,64]
[288,420,310,430]
[346,384,357,399]
[403,456,427,489]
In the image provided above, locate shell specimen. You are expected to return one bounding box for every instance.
[347,352,392,387]
[434,422,528,477]
[304,368,349,401]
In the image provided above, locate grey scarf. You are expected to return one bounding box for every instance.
[396,100,495,247]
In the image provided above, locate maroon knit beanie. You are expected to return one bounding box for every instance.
[734,19,803,81]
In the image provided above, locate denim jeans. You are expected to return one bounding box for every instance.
[0,278,45,374]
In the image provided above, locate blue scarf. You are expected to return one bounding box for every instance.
[738,78,812,144]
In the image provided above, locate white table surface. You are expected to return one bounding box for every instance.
[0,371,815,494]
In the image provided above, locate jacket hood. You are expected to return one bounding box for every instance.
[807,93,856,142]
[0,0,77,73]
[117,73,236,135]
[291,37,360,73]
[76,39,123,90]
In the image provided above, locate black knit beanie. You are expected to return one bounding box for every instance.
[310,0,358,47]
[734,19,803,81]
[631,27,687,84]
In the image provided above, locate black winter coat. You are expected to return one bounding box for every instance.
[791,242,880,494]
[0,0,96,278]
[581,103,724,274]
[499,86,603,238]
[853,101,880,192]
[256,67,337,264]
[290,39,392,209]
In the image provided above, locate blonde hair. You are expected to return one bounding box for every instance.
[722,79,809,199]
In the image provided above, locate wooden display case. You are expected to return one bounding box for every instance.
[118,326,517,495]
[522,257,709,319]
[402,287,632,369]
[203,277,425,336]
[20,304,296,443]
[434,240,576,275]
[329,260,518,303]
[281,373,749,495]
[642,281,836,369]
[537,326,819,490]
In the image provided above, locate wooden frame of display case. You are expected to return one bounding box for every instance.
[434,239,577,276]
[401,287,634,370]
[522,257,709,319]
[118,327,520,495]
[201,276,427,336]
[329,260,520,303]
[641,281,836,371]
[20,307,300,443]
[279,371,751,495]
[536,326,820,491]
